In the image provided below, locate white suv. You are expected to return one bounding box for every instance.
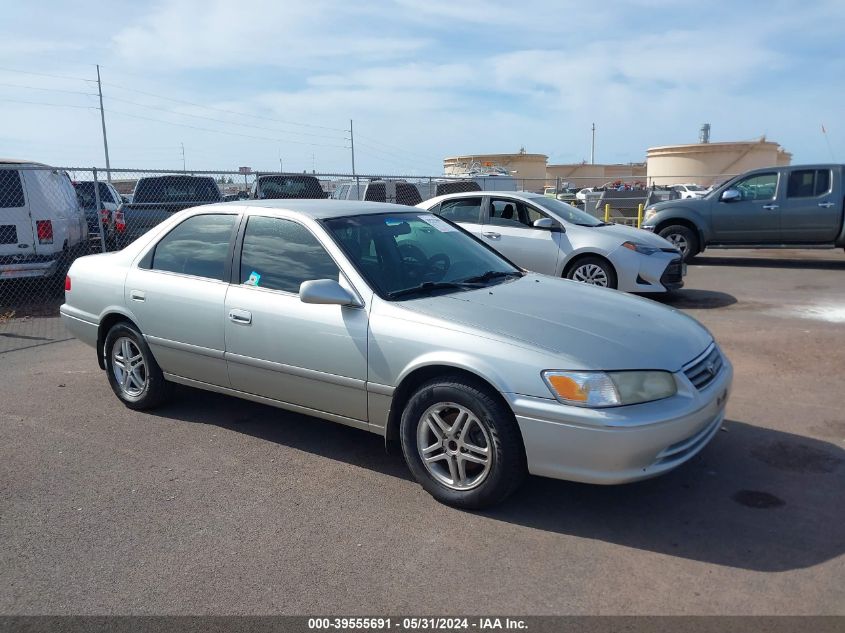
[0,160,87,279]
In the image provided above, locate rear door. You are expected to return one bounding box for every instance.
[0,168,35,260]
[481,197,561,275]
[435,196,484,238]
[780,167,840,242]
[711,171,781,242]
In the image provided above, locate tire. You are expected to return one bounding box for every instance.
[104,322,170,410]
[399,375,527,509]
[658,224,699,262]
[565,256,617,289]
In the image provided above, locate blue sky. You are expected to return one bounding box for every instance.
[0,0,843,174]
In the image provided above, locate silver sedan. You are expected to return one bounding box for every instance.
[60,200,732,508]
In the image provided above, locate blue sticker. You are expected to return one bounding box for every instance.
[245,271,261,286]
[384,217,405,226]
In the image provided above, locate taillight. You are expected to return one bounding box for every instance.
[114,210,126,233]
[36,220,53,244]
[65,276,71,291]
[100,209,110,225]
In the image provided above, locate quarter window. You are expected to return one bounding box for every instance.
[787,169,831,198]
[151,214,236,280]
[438,198,482,223]
[239,216,339,294]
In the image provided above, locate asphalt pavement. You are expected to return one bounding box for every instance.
[1,249,843,615]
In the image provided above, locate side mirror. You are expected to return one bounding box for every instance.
[720,188,741,203]
[533,217,562,231]
[299,279,359,306]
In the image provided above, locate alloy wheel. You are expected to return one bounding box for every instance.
[572,263,609,286]
[111,336,148,398]
[666,233,689,255]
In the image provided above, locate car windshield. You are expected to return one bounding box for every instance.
[530,196,604,226]
[323,212,521,300]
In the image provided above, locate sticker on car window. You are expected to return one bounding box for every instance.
[418,214,457,232]
[385,217,405,226]
[245,271,261,286]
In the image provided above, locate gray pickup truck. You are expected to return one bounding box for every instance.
[120,175,222,246]
[641,164,845,261]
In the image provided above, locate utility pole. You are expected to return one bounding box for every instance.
[590,123,596,165]
[96,64,112,182]
[180,143,186,172]
[279,153,283,173]
[312,153,315,173]
[349,119,356,176]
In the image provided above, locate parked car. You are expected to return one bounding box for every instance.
[363,179,422,206]
[330,180,366,201]
[418,191,684,293]
[121,175,222,245]
[672,184,708,199]
[543,186,577,203]
[415,179,481,201]
[61,200,731,508]
[250,174,327,200]
[73,180,123,250]
[0,160,87,279]
[643,164,845,261]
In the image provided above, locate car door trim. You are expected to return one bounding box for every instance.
[366,382,395,396]
[225,351,366,390]
[145,335,225,360]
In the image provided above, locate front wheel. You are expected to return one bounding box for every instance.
[565,256,617,289]
[399,376,526,509]
[104,322,170,410]
[658,225,699,262]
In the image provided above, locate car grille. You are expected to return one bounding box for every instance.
[684,344,723,390]
[0,225,17,244]
[660,258,684,286]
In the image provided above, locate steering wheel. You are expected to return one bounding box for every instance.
[424,253,451,280]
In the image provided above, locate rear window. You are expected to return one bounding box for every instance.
[133,176,222,204]
[257,176,325,199]
[73,181,115,208]
[787,169,832,198]
[0,170,25,208]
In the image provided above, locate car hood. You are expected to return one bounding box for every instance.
[588,223,677,249]
[403,275,712,371]
[651,197,710,212]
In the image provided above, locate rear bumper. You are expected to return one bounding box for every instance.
[0,257,59,279]
[506,359,732,484]
[59,305,99,347]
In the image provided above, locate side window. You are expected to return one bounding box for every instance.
[98,182,114,204]
[438,198,482,223]
[787,169,831,198]
[151,214,236,280]
[734,172,777,201]
[239,216,339,294]
[489,199,524,227]
[0,170,25,208]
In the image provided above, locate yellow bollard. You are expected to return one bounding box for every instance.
[637,203,644,228]
[604,203,610,223]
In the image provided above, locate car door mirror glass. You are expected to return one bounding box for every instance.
[720,188,741,203]
[299,279,358,306]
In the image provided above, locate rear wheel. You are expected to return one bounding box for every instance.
[659,225,699,262]
[104,322,170,410]
[400,375,526,509]
[565,256,617,289]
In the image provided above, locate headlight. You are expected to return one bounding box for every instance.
[644,208,658,221]
[542,370,677,408]
[622,241,660,255]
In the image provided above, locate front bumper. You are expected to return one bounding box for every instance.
[506,357,732,484]
[610,247,684,293]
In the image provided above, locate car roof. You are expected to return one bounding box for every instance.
[239,199,424,219]
[425,190,543,205]
[0,158,50,167]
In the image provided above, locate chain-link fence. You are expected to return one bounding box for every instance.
[0,164,736,353]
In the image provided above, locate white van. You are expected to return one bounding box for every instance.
[0,160,87,279]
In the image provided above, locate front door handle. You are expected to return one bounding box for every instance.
[762,204,779,210]
[818,201,835,208]
[130,290,145,302]
[228,309,252,325]
[482,231,501,239]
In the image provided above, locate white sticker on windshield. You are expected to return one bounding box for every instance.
[418,214,457,232]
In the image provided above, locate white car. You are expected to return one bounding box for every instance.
[1,160,87,279]
[672,184,708,199]
[417,191,684,293]
[576,187,596,201]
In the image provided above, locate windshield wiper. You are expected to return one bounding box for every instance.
[459,270,523,284]
[388,281,479,300]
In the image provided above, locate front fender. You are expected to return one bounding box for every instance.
[642,205,711,243]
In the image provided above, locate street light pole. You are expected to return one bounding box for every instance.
[96,64,112,182]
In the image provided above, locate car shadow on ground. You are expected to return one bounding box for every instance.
[156,388,844,573]
[650,288,738,309]
[692,254,845,271]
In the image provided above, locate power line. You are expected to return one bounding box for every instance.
[0,82,98,97]
[104,107,348,149]
[0,66,96,83]
[0,98,95,110]
[102,80,347,132]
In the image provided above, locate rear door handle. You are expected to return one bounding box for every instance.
[762,204,779,210]
[818,201,835,208]
[482,231,501,239]
[228,309,252,325]
[130,290,145,302]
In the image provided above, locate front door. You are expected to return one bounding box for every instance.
[436,196,484,238]
[482,197,561,275]
[780,168,840,243]
[711,171,781,242]
[224,215,369,421]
